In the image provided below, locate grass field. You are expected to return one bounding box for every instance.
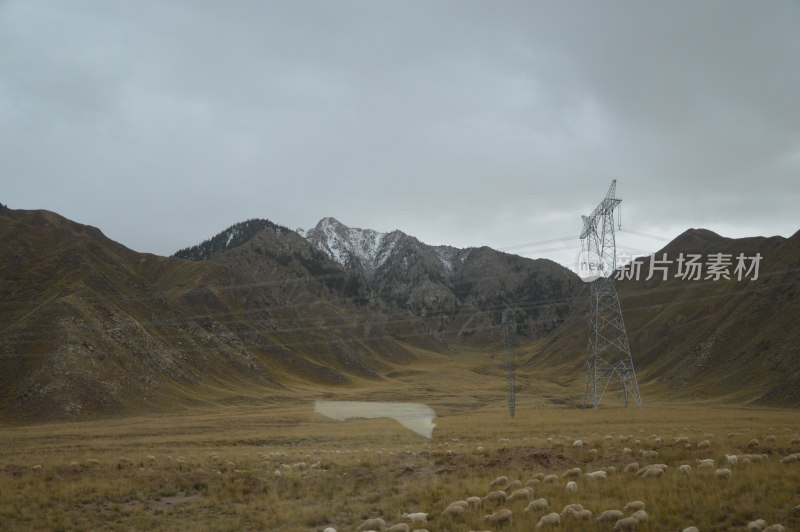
[1,352,798,531]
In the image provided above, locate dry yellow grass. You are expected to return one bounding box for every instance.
[1,351,799,530]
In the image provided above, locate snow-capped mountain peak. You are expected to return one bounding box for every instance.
[304,217,402,279]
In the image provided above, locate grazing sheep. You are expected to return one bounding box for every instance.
[587,449,599,460]
[622,447,633,456]
[715,468,732,480]
[678,464,692,475]
[448,500,469,509]
[624,462,640,473]
[640,450,659,459]
[402,512,427,524]
[490,475,509,488]
[613,517,640,531]
[675,436,689,444]
[440,505,464,520]
[623,501,646,512]
[747,438,760,450]
[531,472,546,481]
[697,440,711,449]
[358,518,386,531]
[466,496,482,508]
[780,453,799,463]
[631,510,649,522]
[682,527,699,532]
[524,498,549,512]
[323,528,336,532]
[747,519,767,531]
[543,474,559,484]
[638,466,664,479]
[32,464,42,472]
[565,481,577,492]
[573,439,584,448]
[572,509,593,520]
[386,524,409,532]
[563,467,582,478]
[536,512,561,528]
[506,480,523,490]
[483,491,507,504]
[763,525,786,532]
[526,478,541,488]
[697,458,716,469]
[507,488,532,503]
[604,466,617,475]
[411,530,430,532]
[726,454,738,466]
[484,508,513,528]
[585,470,607,480]
[598,509,625,522]
[560,503,585,517]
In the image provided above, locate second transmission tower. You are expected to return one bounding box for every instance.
[502,309,517,418]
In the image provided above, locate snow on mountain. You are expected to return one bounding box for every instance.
[304,217,402,280]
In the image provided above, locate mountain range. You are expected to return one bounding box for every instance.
[1,204,798,420]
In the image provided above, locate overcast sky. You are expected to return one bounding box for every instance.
[2,1,798,267]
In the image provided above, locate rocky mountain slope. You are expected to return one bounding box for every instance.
[304,217,582,343]
[0,208,428,420]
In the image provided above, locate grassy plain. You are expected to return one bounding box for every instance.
[0,351,798,531]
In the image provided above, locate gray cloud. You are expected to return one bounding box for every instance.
[1,1,798,265]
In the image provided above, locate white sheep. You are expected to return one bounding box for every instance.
[640,449,659,459]
[466,496,482,508]
[573,439,584,448]
[32,464,42,472]
[597,509,624,522]
[484,508,513,528]
[490,475,509,488]
[747,519,768,531]
[697,458,716,469]
[622,447,633,455]
[323,528,336,532]
[631,509,649,522]
[560,503,585,517]
[623,501,646,512]
[571,509,592,520]
[506,488,532,503]
[604,466,617,475]
[638,466,664,478]
[585,470,607,480]
[613,517,640,531]
[506,479,522,490]
[725,454,738,466]
[565,481,577,492]
[762,525,786,532]
[483,491,507,504]
[401,512,427,524]
[563,467,581,478]
[524,498,549,512]
[448,500,469,509]
[697,440,711,449]
[715,468,732,480]
[678,464,692,475]
[543,474,559,484]
[357,518,386,531]
[440,505,464,519]
[780,453,799,463]
[682,527,699,532]
[386,524,409,532]
[624,462,640,473]
[536,512,561,527]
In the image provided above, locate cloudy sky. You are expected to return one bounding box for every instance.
[2,1,798,267]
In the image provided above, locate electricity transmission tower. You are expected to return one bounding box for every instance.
[502,309,517,418]
[580,180,643,409]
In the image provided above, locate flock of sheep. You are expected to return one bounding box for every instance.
[314,429,800,531]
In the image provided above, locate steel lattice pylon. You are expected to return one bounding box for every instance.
[580,180,643,409]
[502,309,517,418]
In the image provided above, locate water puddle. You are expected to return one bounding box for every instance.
[314,400,437,438]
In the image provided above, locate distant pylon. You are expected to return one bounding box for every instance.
[502,309,517,417]
[580,180,643,409]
